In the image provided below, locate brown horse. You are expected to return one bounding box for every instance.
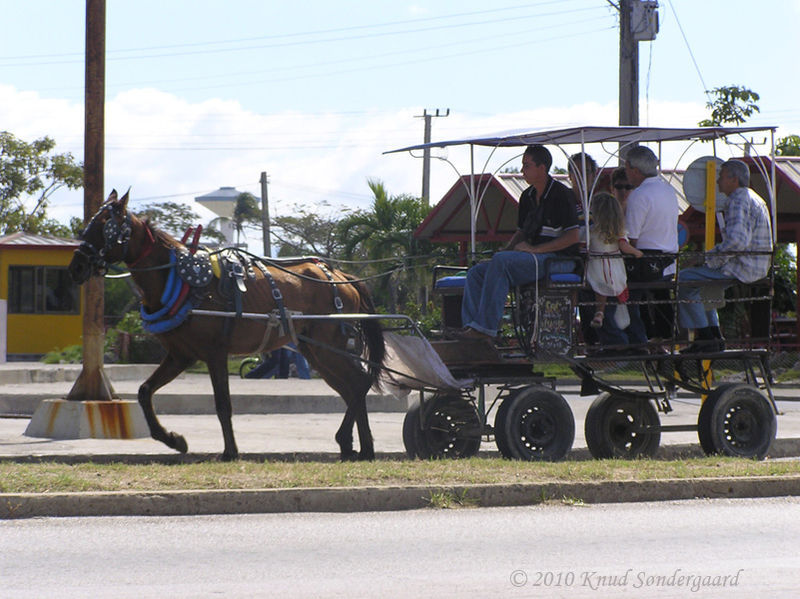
[69,190,385,461]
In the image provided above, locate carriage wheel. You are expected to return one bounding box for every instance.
[501,387,574,461]
[697,383,739,455]
[402,401,422,459]
[584,393,661,459]
[406,394,482,459]
[703,384,776,460]
[493,396,514,459]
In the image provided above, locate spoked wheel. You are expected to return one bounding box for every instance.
[500,386,575,461]
[402,394,482,459]
[697,384,776,460]
[584,393,661,459]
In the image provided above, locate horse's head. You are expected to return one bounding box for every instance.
[69,189,133,284]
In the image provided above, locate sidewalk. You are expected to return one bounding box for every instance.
[0,364,408,416]
[2,363,800,460]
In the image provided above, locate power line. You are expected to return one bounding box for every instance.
[0,3,607,67]
[99,14,609,91]
[666,0,708,95]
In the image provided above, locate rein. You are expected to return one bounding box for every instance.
[127,224,156,267]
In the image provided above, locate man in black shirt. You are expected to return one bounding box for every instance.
[459,144,579,339]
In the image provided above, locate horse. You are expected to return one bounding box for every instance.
[69,189,386,461]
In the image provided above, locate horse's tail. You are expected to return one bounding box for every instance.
[348,277,385,386]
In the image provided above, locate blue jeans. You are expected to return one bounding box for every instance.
[461,251,571,337]
[678,266,730,329]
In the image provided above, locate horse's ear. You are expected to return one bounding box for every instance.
[120,189,130,209]
[107,189,118,202]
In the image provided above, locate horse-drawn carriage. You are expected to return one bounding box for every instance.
[69,125,783,463]
[387,125,781,462]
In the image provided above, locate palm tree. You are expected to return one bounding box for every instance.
[338,179,431,311]
[207,192,262,248]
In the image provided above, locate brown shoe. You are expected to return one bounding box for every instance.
[454,326,493,340]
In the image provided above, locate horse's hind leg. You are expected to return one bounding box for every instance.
[305,345,374,461]
[138,352,195,453]
[207,354,239,461]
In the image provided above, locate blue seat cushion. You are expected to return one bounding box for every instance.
[435,275,467,289]
[550,273,582,283]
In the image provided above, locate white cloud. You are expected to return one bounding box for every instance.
[5,84,735,250]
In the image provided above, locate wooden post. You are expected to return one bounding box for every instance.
[67,0,116,402]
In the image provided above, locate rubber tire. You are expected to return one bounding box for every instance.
[707,384,776,460]
[493,397,513,459]
[584,392,661,459]
[501,386,575,461]
[402,401,422,459]
[697,383,739,456]
[407,395,482,459]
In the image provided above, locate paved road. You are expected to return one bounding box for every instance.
[2,497,799,598]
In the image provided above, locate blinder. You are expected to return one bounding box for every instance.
[78,202,133,275]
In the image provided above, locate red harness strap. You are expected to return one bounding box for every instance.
[128,224,156,267]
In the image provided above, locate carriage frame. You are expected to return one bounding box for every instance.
[384,125,782,461]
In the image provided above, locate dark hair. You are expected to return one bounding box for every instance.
[568,152,597,176]
[611,166,627,185]
[523,144,552,171]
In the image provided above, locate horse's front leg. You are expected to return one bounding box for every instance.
[138,352,195,453]
[207,355,239,461]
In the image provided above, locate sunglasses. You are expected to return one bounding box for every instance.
[614,184,633,190]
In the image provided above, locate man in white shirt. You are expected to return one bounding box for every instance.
[623,146,680,346]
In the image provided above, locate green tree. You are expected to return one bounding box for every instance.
[777,134,800,157]
[0,131,83,236]
[232,192,261,246]
[272,203,347,257]
[698,85,760,127]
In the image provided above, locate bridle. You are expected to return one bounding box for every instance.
[75,202,133,276]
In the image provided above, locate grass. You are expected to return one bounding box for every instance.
[1,457,799,494]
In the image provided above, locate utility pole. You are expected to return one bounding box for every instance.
[618,0,638,129]
[67,0,114,402]
[415,108,450,205]
[260,171,271,258]
[613,0,659,160]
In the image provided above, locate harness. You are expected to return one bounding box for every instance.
[75,202,133,275]
[139,249,197,333]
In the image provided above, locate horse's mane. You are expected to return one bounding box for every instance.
[141,217,184,250]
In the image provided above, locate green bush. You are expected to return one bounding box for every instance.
[42,344,83,364]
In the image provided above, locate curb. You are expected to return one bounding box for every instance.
[0,392,407,416]
[3,475,800,519]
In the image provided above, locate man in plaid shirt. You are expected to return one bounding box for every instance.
[678,159,773,352]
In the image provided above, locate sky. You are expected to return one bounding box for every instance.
[2,0,799,250]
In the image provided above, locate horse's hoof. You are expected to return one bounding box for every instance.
[358,450,375,461]
[340,451,359,462]
[171,434,188,454]
[221,450,239,462]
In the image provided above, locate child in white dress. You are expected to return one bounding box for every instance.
[585,193,643,329]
